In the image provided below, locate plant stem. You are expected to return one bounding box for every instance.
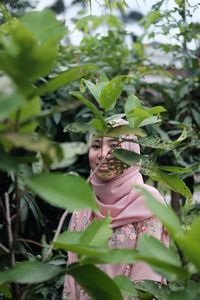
[45,209,68,259]
[5,192,20,300]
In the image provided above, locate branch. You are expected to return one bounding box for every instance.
[45,209,68,259]
[0,242,9,254]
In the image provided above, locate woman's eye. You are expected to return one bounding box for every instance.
[110,143,118,149]
[91,144,100,149]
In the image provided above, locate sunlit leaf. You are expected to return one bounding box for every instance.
[99,76,130,111]
[36,65,97,96]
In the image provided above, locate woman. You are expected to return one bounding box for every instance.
[63,119,169,300]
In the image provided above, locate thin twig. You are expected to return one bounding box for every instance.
[45,209,68,259]
[0,242,9,254]
[5,193,14,255]
[16,238,45,248]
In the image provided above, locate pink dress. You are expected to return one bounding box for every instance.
[62,213,168,300]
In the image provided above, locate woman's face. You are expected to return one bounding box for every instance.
[89,137,124,181]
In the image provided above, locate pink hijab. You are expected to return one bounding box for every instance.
[63,124,168,299]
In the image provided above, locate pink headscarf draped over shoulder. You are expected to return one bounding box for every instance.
[63,119,169,299]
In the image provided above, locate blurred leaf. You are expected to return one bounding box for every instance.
[81,248,138,265]
[10,96,41,133]
[0,284,12,299]
[0,147,19,172]
[176,217,200,272]
[159,166,192,174]
[67,263,122,300]
[81,217,112,248]
[64,122,94,134]
[138,235,181,266]
[0,261,63,284]
[25,173,98,212]
[135,186,183,237]
[0,133,62,162]
[21,9,65,46]
[36,65,97,96]
[54,218,111,256]
[114,275,138,297]
[137,235,188,279]
[54,231,105,256]
[51,142,88,169]
[0,10,65,89]
[0,92,25,121]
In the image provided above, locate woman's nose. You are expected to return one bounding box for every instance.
[98,145,110,158]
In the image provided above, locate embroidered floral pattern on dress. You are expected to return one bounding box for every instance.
[111,223,137,247]
[136,217,163,237]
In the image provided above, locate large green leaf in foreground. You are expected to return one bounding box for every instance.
[25,173,98,212]
[67,263,122,300]
[0,261,63,284]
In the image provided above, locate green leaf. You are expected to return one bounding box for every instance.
[139,115,161,127]
[114,276,138,297]
[82,79,101,102]
[138,235,181,267]
[135,186,183,237]
[137,235,187,279]
[25,173,98,212]
[0,92,25,121]
[11,96,41,133]
[64,122,94,134]
[0,10,65,87]
[114,149,149,166]
[149,170,192,202]
[54,218,111,256]
[0,147,19,172]
[0,261,63,284]
[54,230,107,256]
[159,166,192,174]
[81,217,112,249]
[0,284,12,299]
[81,249,138,265]
[134,281,171,300]
[90,118,106,132]
[148,106,167,115]
[67,263,122,300]
[125,94,142,117]
[71,91,107,129]
[99,76,130,111]
[36,65,97,96]
[173,128,187,146]
[176,217,200,272]
[105,125,146,137]
[21,9,65,46]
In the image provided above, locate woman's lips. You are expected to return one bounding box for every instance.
[96,164,109,171]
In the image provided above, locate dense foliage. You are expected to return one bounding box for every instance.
[0,0,199,299]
